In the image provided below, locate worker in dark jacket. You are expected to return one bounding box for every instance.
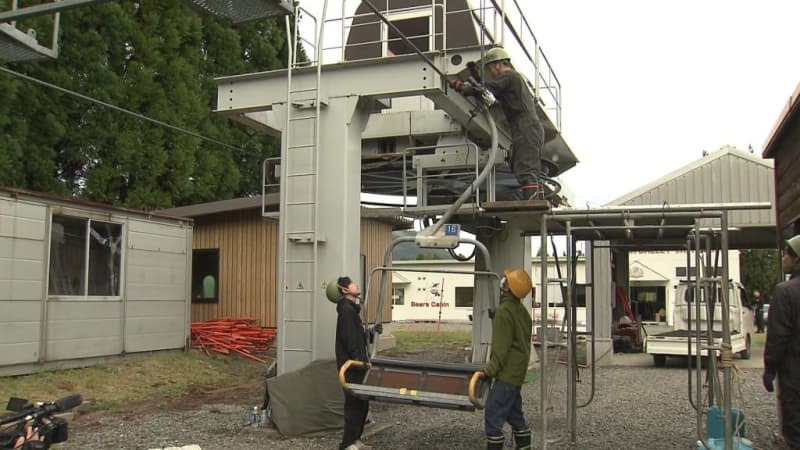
[481,269,533,450]
[327,276,381,450]
[764,235,800,448]
[452,47,545,200]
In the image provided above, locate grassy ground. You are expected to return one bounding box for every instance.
[753,332,766,347]
[0,350,268,412]
[389,330,472,353]
[0,330,468,414]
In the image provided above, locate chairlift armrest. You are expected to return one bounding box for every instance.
[468,371,486,409]
[338,360,368,388]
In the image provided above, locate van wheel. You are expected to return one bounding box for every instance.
[739,336,751,360]
[653,354,666,367]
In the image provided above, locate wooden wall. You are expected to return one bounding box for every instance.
[361,219,393,323]
[191,210,279,327]
[190,209,394,327]
[773,119,800,233]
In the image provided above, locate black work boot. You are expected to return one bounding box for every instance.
[486,435,504,450]
[513,429,532,450]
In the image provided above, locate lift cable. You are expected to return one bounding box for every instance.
[0,65,260,157]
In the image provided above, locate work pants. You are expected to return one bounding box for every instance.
[781,397,800,449]
[510,114,544,185]
[339,388,369,450]
[485,379,528,438]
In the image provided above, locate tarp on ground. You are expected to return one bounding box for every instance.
[266,359,344,436]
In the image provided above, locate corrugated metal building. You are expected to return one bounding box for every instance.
[607,145,776,249]
[159,195,407,327]
[0,187,192,375]
[762,81,800,238]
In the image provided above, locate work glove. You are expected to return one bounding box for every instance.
[373,323,383,335]
[763,370,776,393]
[450,79,478,96]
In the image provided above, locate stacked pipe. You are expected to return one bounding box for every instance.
[191,318,276,363]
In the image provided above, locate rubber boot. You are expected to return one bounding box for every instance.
[486,435,504,450]
[513,429,532,450]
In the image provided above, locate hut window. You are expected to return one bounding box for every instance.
[48,216,123,297]
[382,9,432,56]
[455,286,473,307]
[391,287,405,305]
[192,249,219,303]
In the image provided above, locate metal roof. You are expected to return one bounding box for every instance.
[0,186,191,224]
[605,146,775,236]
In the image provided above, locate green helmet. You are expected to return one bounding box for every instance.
[484,47,511,65]
[325,279,343,303]
[787,235,800,256]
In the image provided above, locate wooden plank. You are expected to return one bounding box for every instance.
[481,199,551,212]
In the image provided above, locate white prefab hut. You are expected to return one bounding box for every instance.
[0,187,192,375]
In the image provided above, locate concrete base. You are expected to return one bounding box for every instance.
[586,338,615,367]
[376,333,396,352]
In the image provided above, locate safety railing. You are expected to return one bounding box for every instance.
[360,140,490,211]
[0,0,61,62]
[293,0,562,128]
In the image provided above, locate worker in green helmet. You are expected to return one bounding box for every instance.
[327,276,381,450]
[452,46,546,200]
[480,269,533,450]
[764,234,800,448]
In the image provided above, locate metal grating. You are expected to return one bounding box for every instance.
[0,23,57,63]
[182,0,293,24]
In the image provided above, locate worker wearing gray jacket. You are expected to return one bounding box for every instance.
[481,269,533,450]
[764,234,800,448]
[452,47,546,200]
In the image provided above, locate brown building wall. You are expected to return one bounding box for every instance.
[764,83,800,237]
[361,219,394,323]
[191,209,279,326]
[772,123,800,233]
[190,210,393,327]
[345,0,478,61]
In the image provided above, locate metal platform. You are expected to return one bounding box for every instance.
[339,357,489,411]
[0,23,57,63]
[183,0,293,24]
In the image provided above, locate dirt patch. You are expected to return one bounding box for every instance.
[71,380,266,434]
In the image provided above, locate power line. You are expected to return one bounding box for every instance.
[0,65,264,157]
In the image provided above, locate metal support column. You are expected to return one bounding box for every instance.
[721,212,733,450]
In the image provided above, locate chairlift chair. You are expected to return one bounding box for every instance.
[338,234,499,411]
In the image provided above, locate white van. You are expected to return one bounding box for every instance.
[645,281,755,366]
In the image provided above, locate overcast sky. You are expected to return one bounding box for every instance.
[524,1,800,206]
[299,1,800,207]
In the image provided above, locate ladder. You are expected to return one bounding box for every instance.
[277,5,326,366]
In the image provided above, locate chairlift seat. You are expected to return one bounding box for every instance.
[340,357,489,411]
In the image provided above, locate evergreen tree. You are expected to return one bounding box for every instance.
[0,0,287,209]
[740,248,781,299]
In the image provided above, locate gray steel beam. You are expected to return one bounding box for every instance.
[215,51,510,148]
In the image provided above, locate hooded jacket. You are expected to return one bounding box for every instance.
[765,270,800,401]
[335,299,368,371]
[484,291,532,386]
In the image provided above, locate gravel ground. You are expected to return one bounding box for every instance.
[62,325,785,450]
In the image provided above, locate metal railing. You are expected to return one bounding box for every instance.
[292,0,562,128]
